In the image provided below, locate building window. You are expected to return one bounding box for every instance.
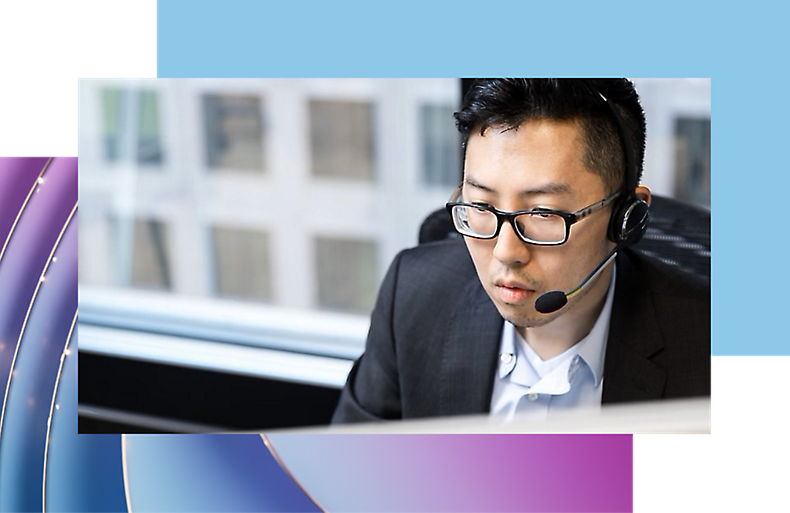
[101,87,164,165]
[315,237,378,313]
[212,226,272,301]
[117,218,172,290]
[421,104,460,186]
[309,100,375,180]
[674,117,711,208]
[203,94,265,172]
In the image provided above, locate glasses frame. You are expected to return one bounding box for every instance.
[445,184,621,246]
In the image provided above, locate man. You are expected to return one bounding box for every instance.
[332,79,710,423]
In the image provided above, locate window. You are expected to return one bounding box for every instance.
[315,236,378,313]
[674,117,711,207]
[211,226,273,301]
[101,87,164,165]
[421,104,460,186]
[118,217,172,290]
[203,94,265,172]
[309,100,375,180]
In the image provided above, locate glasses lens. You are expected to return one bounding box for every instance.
[515,212,566,244]
[452,205,498,237]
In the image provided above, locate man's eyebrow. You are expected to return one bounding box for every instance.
[464,177,573,197]
[464,177,497,194]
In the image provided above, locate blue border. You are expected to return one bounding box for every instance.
[158,0,787,354]
[158,1,727,77]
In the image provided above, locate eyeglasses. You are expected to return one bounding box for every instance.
[445,184,620,246]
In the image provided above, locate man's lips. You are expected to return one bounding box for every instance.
[494,278,535,291]
[493,280,536,304]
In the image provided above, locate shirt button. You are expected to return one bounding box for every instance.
[528,393,539,401]
[500,353,513,364]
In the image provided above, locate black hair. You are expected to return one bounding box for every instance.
[454,79,646,194]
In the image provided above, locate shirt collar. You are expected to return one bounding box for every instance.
[498,322,518,378]
[497,264,616,388]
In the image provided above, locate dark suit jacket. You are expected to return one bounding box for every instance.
[332,239,710,423]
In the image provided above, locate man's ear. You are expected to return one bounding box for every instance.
[635,185,651,206]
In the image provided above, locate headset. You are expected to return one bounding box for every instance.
[591,86,650,245]
[597,88,650,246]
[534,84,650,314]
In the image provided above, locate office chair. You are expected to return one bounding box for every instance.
[418,194,710,282]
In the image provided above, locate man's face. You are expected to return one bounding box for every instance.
[462,119,615,329]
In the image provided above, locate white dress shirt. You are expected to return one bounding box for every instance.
[490,268,616,422]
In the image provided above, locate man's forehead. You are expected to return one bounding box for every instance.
[462,119,608,198]
[475,117,581,135]
[463,176,574,197]
[465,119,587,162]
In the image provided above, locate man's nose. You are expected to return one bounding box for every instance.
[492,220,531,266]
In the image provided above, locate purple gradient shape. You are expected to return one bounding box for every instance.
[0,157,77,407]
[267,434,633,512]
[0,215,77,511]
[0,157,51,249]
[46,342,128,513]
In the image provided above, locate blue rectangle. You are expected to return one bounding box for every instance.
[157,0,790,355]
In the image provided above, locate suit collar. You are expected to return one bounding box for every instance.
[602,249,667,403]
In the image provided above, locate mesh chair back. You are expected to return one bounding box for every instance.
[631,195,710,281]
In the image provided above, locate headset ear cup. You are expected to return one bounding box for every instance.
[608,196,649,245]
[624,199,649,245]
[607,196,628,243]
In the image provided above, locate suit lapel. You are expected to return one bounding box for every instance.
[603,251,667,403]
[439,279,503,416]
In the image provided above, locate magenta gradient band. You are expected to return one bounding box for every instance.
[266,433,633,512]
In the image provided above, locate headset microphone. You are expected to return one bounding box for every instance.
[534,240,626,314]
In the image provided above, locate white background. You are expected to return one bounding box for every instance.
[0,2,769,512]
[0,1,156,156]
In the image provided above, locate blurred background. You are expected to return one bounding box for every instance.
[78,78,710,432]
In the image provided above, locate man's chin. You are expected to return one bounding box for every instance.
[496,304,558,329]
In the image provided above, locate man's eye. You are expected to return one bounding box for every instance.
[531,208,555,219]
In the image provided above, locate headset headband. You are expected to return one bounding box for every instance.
[595,90,637,194]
